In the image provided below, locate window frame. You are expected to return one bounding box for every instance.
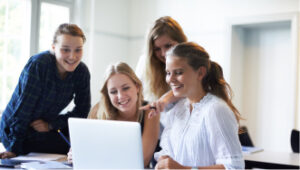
[30,0,74,56]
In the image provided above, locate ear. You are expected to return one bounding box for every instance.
[197,66,207,81]
[135,83,140,94]
[51,44,56,52]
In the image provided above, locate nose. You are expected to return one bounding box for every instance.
[117,90,124,99]
[69,51,76,60]
[166,73,175,84]
[161,48,167,58]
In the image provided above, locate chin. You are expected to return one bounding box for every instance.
[173,91,184,98]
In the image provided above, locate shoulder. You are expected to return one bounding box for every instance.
[30,51,53,65]
[22,51,53,75]
[88,102,100,119]
[73,61,90,78]
[204,94,237,124]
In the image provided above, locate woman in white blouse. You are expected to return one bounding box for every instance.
[154,42,244,169]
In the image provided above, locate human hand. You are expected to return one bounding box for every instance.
[0,151,16,159]
[140,99,166,119]
[67,148,73,163]
[30,119,50,132]
[155,155,186,169]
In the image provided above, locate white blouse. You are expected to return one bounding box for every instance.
[154,93,244,169]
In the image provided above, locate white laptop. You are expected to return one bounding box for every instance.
[68,118,144,169]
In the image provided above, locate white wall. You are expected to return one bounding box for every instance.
[73,0,300,151]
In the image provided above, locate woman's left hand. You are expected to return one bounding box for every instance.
[155,155,187,169]
[30,119,50,132]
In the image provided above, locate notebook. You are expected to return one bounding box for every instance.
[68,118,144,169]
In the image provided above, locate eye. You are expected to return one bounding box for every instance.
[175,70,183,75]
[123,86,130,91]
[75,48,82,53]
[61,48,70,53]
[165,43,173,49]
[166,71,170,76]
[154,47,160,52]
[110,90,117,94]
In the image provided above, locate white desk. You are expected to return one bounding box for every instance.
[244,150,299,169]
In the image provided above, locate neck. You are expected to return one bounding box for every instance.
[117,108,138,122]
[187,87,207,104]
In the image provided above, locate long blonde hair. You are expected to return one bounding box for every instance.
[145,16,187,99]
[89,62,144,122]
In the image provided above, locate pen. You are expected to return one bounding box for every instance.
[57,129,71,146]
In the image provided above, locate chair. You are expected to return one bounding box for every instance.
[239,126,254,147]
[291,129,299,153]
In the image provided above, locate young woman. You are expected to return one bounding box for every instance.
[0,23,91,158]
[136,16,187,102]
[154,42,244,169]
[68,62,160,168]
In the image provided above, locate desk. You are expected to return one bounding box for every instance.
[244,150,299,169]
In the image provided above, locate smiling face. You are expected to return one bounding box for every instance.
[153,34,178,63]
[52,34,84,78]
[107,73,140,120]
[166,55,205,103]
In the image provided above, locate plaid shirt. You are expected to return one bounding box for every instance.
[0,51,91,154]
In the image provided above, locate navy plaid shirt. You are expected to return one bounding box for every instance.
[0,51,91,154]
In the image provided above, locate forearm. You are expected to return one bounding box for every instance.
[160,90,180,104]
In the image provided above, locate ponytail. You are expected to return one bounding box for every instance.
[202,61,242,123]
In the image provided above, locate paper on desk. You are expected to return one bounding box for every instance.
[20,161,72,169]
[242,146,264,154]
[11,152,66,161]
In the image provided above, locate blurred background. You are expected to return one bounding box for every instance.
[0,0,299,153]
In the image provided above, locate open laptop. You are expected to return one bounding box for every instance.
[68,118,144,169]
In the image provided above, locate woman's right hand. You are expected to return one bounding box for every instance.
[140,100,166,118]
[67,148,72,163]
[0,151,16,159]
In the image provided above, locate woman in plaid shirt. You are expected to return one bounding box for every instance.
[0,23,91,158]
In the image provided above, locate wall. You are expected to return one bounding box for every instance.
[74,0,300,151]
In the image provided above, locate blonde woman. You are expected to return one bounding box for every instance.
[69,62,160,168]
[136,16,187,102]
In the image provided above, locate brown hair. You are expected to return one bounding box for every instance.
[145,16,187,99]
[167,42,242,123]
[52,23,86,44]
[93,62,144,122]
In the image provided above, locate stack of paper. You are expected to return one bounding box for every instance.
[20,161,72,169]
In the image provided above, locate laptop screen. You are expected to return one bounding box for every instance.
[68,118,144,169]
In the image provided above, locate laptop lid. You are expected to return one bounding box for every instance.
[68,118,144,169]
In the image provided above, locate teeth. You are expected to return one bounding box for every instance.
[119,99,129,105]
[172,84,183,88]
[66,60,76,64]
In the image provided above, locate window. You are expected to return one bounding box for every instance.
[0,0,72,111]
[39,2,70,52]
[0,0,30,110]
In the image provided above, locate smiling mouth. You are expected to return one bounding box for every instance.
[118,99,130,106]
[171,84,184,90]
[65,60,77,65]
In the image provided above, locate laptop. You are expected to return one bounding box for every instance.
[68,118,144,169]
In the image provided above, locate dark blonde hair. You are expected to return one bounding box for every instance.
[145,16,187,98]
[167,42,242,123]
[52,23,86,44]
[96,62,144,122]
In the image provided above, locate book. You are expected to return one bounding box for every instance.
[242,146,264,154]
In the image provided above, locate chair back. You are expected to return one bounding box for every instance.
[239,126,254,147]
[291,129,299,153]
